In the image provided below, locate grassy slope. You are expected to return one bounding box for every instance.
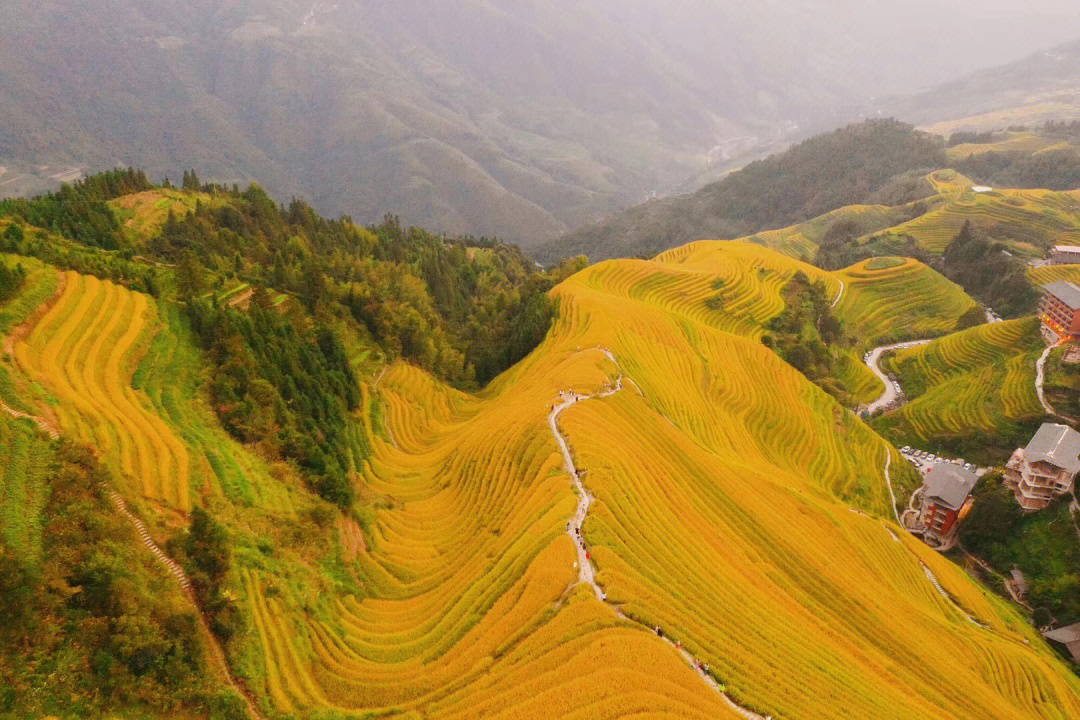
[873,318,1047,462]
[108,188,221,245]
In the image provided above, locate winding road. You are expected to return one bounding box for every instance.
[548,349,766,720]
[862,339,932,415]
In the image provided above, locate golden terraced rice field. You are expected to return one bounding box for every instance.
[874,318,1045,449]
[11,270,191,510]
[3,246,1078,718]
[882,185,1080,255]
[833,257,976,348]
[232,242,1080,719]
[1028,263,1080,288]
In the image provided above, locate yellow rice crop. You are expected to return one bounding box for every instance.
[235,242,1079,719]
[833,257,976,347]
[12,271,190,510]
[877,318,1044,442]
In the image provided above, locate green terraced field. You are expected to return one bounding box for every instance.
[881,186,1080,256]
[874,317,1047,462]
[833,257,977,348]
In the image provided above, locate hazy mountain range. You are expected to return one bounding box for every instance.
[2,1,1080,247]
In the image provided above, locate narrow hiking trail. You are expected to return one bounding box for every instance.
[0,402,265,720]
[882,447,901,525]
[831,279,844,308]
[547,349,767,720]
[0,400,58,439]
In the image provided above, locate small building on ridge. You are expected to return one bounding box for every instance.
[918,464,978,543]
[1039,281,1080,343]
[1004,423,1080,511]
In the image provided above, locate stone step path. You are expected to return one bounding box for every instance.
[0,401,263,719]
[548,348,768,720]
[106,489,190,590]
[1,400,58,439]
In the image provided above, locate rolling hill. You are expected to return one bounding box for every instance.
[5,3,1080,248]
[3,179,1080,717]
[882,39,1080,138]
[542,120,948,264]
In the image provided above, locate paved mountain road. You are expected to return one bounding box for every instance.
[863,339,932,415]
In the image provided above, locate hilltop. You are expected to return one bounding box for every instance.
[542,120,947,264]
[2,175,1080,718]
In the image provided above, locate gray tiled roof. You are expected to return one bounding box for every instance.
[1024,423,1080,474]
[1044,281,1080,311]
[923,464,978,510]
[1043,623,1080,644]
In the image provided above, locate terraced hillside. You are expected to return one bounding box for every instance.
[4,233,1079,718]
[871,180,1080,256]
[874,318,1046,461]
[226,242,1076,719]
[10,271,192,511]
[736,204,915,262]
[1028,263,1080,288]
[833,257,976,348]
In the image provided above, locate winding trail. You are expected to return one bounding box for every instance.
[881,447,901,525]
[1035,342,1060,416]
[862,338,932,414]
[831,279,844,308]
[0,402,264,720]
[1,400,58,439]
[548,348,766,720]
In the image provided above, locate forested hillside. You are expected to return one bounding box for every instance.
[543,120,946,263]
[0,169,579,510]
